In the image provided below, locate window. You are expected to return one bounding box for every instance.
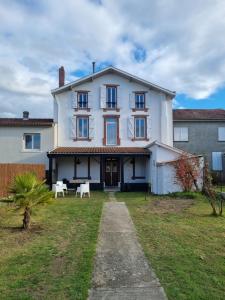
[135,117,146,139]
[77,92,88,108]
[77,117,89,139]
[106,118,117,145]
[218,127,225,141]
[106,86,117,108]
[174,127,188,141]
[135,93,145,109]
[24,133,40,150]
[212,152,223,171]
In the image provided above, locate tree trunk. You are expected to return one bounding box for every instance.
[23,207,31,230]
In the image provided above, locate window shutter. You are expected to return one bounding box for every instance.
[117,86,121,108]
[89,117,95,139]
[218,127,225,141]
[100,85,106,108]
[212,152,223,171]
[147,116,151,139]
[129,93,135,109]
[127,116,134,139]
[181,128,188,141]
[70,117,76,139]
[145,93,150,108]
[88,92,93,109]
[71,92,77,109]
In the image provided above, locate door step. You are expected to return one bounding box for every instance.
[104,187,120,192]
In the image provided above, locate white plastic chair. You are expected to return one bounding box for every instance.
[52,184,65,198]
[56,181,68,192]
[76,182,90,198]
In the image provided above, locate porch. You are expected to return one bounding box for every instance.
[47,147,150,192]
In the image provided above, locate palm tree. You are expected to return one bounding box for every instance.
[10,172,53,230]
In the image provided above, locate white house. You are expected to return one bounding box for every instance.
[47,66,196,194]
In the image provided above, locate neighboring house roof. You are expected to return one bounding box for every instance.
[173,109,225,121]
[0,118,54,127]
[51,66,176,98]
[146,140,184,155]
[48,147,150,155]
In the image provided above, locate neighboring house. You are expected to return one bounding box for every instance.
[173,109,225,181]
[0,111,54,172]
[47,66,198,194]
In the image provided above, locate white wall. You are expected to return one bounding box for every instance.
[54,72,173,148]
[0,126,54,169]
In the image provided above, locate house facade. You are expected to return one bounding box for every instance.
[0,112,54,171]
[173,109,225,182]
[47,66,193,194]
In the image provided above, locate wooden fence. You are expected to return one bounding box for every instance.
[0,163,45,197]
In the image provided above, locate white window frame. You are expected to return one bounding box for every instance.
[218,127,225,141]
[212,152,223,171]
[174,127,189,142]
[77,92,88,109]
[135,117,146,139]
[135,93,145,109]
[77,117,89,139]
[23,133,41,151]
[106,118,117,146]
[106,86,117,108]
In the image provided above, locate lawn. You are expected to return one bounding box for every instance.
[0,192,106,300]
[116,192,225,300]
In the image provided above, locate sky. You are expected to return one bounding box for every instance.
[1,0,225,118]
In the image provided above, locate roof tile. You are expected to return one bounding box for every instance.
[173,109,225,120]
[49,147,149,155]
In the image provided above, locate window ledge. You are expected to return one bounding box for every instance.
[73,138,92,142]
[21,150,41,153]
[131,176,146,180]
[132,108,148,112]
[75,108,91,112]
[103,108,120,112]
[131,138,149,141]
[173,140,189,142]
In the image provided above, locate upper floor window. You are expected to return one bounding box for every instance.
[77,92,88,109]
[106,117,117,145]
[77,117,89,139]
[174,127,188,142]
[218,127,225,141]
[135,93,145,109]
[135,117,146,139]
[106,86,117,108]
[24,133,40,150]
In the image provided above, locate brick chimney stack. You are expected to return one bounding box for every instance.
[59,66,65,87]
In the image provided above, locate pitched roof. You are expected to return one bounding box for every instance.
[173,109,225,121]
[48,147,150,155]
[51,66,176,98]
[0,118,54,127]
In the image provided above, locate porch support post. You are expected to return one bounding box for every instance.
[88,156,91,179]
[120,156,124,191]
[74,156,77,179]
[100,155,103,189]
[48,156,53,189]
[132,156,136,179]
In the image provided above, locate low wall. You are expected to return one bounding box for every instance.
[0,163,45,197]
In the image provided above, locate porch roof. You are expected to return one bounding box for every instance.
[48,147,150,157]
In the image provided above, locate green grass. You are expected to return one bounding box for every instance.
[0,192,106,300]
[116,192,225,300]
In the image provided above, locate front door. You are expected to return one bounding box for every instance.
[105,158,119,186]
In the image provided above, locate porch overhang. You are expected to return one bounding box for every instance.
[47,147,150,158]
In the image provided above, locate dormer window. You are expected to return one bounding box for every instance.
[77,92,88,109]
[135,93,145,109]
[106,86,117,108]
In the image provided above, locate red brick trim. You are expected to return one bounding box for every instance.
[132,108,148,112]
[103,108,120,112]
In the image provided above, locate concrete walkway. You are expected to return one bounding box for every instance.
[88,197,167,299]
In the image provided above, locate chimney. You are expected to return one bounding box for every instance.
[23,111,29,120]
[59,66,65,87]
[92,61,96,73]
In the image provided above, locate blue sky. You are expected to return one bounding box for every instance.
[0,0,225,117]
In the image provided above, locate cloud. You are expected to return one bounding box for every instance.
[0,0,225,117]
